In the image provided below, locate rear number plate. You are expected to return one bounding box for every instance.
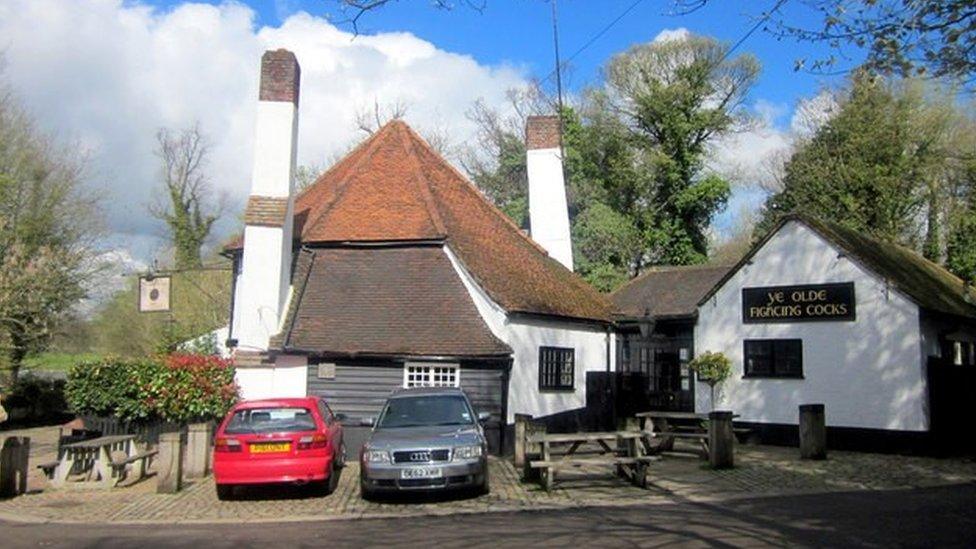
[250,442,290,454]
[401,467,442,479]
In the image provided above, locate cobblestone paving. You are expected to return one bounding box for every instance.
[2,427,975,524]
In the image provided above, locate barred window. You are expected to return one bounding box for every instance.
[403,363,460,388]
[539,346,574,391]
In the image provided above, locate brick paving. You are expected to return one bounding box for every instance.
[1,427,975,524]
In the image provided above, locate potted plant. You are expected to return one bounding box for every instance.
[688,351,732,411]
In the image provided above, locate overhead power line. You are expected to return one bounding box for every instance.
[540,0,647,87]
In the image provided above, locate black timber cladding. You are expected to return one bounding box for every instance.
[306,359,507,454]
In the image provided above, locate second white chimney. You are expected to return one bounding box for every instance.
[526,115,574,271]
[233,49,300,351]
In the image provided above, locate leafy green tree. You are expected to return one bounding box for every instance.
[759,72,939,240]
[600,34,757,266]
[946,162,976,283]
[463,35,757,287]
[0,83,102,384]
[758,73,976,284]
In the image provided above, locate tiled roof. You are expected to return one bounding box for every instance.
[611,265,732,320]
[243,196,288,227]
[274,246,512,357]
[700,214,976,320]
[231,120,612,322]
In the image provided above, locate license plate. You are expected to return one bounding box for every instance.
[250,442,290,454]
[401,467,442,479]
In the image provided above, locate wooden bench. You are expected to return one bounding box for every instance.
[526,431,655,490]
[109,450,158,485]
[36,460,60,479]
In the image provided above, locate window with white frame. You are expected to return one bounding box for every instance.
[403,363,460,388]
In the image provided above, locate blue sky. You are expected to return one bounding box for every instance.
[150,0,853,132]
[0,0,863,267]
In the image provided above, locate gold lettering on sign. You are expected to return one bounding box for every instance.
[744,283,854,323]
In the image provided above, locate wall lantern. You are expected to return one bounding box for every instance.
[638,308,655,339]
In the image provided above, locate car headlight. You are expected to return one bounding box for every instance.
[363,449,390,463]
[453,445,483,461]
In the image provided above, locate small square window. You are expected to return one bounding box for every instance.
[539,347,574,391]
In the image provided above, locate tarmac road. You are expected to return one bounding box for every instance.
[3,483,975,548]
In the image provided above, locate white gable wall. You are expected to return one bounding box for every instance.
[695,220,928,432]
[444,246,612,423]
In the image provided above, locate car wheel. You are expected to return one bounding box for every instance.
[360,478,374,501]
[476,471,490,496]
[324,459,340,495]
[216,484,234,501]
[337,442,347,468]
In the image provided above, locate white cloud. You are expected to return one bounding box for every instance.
[653,28,690,43]
[77,249,148,317]
[0,0,529,262]
[790,89,839,138]
[709,101,793,192]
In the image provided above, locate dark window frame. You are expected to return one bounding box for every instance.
[538,346,575,391]
[743,339,804,379]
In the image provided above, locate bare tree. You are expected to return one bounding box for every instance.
[354,98,410,135]
[149,125,224,270]
[331,0,486,34]
[353,98,456,157]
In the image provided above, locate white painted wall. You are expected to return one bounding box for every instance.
[444,246,611,424]
[233,96,298,352]
[235,226,291,350]
[526,147,573,271]
[695,220,928,432]
[235,355,308,400]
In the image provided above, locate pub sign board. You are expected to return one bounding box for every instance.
[742,282,855,324]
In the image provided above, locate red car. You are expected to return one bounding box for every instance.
[213,397,345,499]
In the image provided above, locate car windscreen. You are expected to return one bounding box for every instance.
[376,395,474,429]
[224,407,316,434]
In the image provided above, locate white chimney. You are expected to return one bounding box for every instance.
[526,115,573,270]
[233,49,300,351]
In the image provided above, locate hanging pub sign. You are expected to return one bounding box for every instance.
[138,275,172,313]
[742,282,855,324]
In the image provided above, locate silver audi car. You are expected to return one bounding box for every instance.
[359,387,490,498]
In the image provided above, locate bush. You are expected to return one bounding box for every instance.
[66,354,238,423]
[2,374,68,420]
[688,351,732,411]
[65,357,160,422]
[145,354,238,423]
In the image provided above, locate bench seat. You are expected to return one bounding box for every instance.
[652,431,708,439]
[110,450,158,469]
[36,460,60,478]
[110,450,158,485]
[530,456,659,468]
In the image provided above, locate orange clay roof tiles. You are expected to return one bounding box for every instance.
[230,120,611,322]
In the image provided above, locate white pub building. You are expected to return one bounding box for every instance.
[225,49,976,454]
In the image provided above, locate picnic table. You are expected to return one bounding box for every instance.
[636,411,740,458]
[46,434,156,488]
[526,430,656,490]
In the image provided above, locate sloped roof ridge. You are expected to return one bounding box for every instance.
[395,122,447,236]
[401,123,553,258]
[611,263,733,296]
[696,212,976,320]
[294,124,388,202]
[301,125,394,239]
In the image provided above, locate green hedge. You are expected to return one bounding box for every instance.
[66,354,238,423]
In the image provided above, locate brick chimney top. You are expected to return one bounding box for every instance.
[259,49,300,105]
[525,115,561,150]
